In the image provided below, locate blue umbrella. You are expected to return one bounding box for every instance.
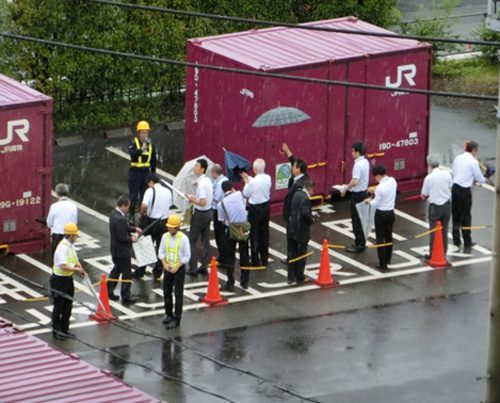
[224,149,251,182]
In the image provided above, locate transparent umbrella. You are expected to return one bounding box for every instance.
[252,106,311,128]
[172,155,214,212]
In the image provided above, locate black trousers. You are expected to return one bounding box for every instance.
[135,217,166,277]
[188,210,212,271]
[248,201,270,266]
[128,167,150,222]
[350,191,367,248]
[213,209,230,267]
[287,238,308,282]
[374,209,395,269]
[51,234,64,257]
[163,265,186,325]
[451,184,472,247]
[428,201,451,254]
[50,275,74,334]
[109,256,132,298]
[224,228,250,287]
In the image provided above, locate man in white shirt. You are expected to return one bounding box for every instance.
[135,173,173,279]
[345,142,370,253]
[421,155,452,258]
[211,164,229,269]
[158,214,191,329]
[451,141,486,250]
[187,159,213,276]
[47,183,78,256]
[365,164,397,270]
[242,158,272,267]
[218,180,251,291]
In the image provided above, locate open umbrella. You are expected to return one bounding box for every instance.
[224,149,251,182]
[252,106,311,128]
[172,155,214,212]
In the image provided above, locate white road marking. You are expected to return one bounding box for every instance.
[106,146,176,181]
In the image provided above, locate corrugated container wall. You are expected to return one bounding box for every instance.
[184,17,432,212]
[0,74,52,253]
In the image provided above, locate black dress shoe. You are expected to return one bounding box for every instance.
[197,267,208,275]
[220,283,234,292]
[240,282,249,290]
[122,296,138,304]
[162,315,175,324]
[52,332,66,341]
[108,293,119,301]
[186,270,198,277]
[346,244,365,253]
[424,254,431,260]
[375,264,388,270]
[63,331,76,338]
[166,321,180,329]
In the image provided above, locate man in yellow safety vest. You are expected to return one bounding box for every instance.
[50,222,87,340]
[128,120,157,224]
[158,215,191,329]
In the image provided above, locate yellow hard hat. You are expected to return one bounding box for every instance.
[136,120,150,132]
[64,223,79,235]
[166,214,182,228]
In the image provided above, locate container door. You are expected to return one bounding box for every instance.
[0,105,51,251]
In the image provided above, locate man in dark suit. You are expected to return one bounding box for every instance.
[108,194,142,303]
[281,142,309,266]
[287,179,316,285]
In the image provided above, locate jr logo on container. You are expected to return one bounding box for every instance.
[0,119,30,153]
[385,64,417,96]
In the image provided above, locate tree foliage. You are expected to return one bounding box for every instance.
[2,0,400,133]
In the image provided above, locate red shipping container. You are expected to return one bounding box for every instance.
[184,17,432,212]
[0,74,52,253]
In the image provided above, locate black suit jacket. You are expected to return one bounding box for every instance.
[109,209,136,259]
[283,155,309,222]
[288,189,314,244]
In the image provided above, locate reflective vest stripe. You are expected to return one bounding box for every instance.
[165,232,183,265]
[52,238,77,277]
[130,137,152,168]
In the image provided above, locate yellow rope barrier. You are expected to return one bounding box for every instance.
[328,244,346,249]
[461,226,488,230]
[414,227,438,239]
[240,265,267,271]
[287,251,314,264]
[367,242,393,249]
[23,297,49,302]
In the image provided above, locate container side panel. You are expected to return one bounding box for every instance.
[0,103,51,252]
[363,50,431,187]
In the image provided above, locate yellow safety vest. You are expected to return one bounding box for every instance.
[130,137,152,168]
[53,238,78,277]
[165,232,183,265]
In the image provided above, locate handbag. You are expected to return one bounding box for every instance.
[221,199,251,241]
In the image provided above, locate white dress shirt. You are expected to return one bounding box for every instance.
[212,175,228,209]
[421,168,452,205]
[158,231,191,265]
[351,156,369,192]
[142,183,172,219]
[370,176,397,211]
[452,152,485,188]
[47,197,78,235]
[243,173,272,205]
[218,191,248,225]
[195,174,213,211]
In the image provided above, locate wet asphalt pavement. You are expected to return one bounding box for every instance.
[0,94,497,402]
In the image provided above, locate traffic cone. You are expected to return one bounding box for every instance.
[425,221,450,269]
[89,274,117,322]
[313,239,339,287]
[199,257,228,306]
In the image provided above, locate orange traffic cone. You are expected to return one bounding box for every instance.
[199,257,228,306]
[89,274,117,322]
[426,221,450,269]
[313,239,339,287]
